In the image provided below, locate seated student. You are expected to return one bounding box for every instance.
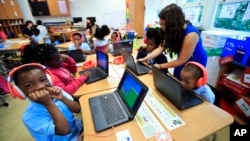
[31,28,43,44]
[108,30,121,52]
[69,32,92,55]
[0,30,7,42]
[136,28,168,73]
[92,25,110,53]
[21,43,91,95]
[180,61,215,103]
[8,63,83,140]
[36,20,48,36]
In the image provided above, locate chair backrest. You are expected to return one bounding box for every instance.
[208,84,221,106]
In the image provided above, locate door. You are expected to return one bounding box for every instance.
[126,0,145,37]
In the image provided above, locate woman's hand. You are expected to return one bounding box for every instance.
[137,57,147,62]
[154,63,161,69]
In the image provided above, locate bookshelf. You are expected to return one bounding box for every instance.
[0,0,24,38]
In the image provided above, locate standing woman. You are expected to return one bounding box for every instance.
[23,20,34,38]
[138,4,207,79]
[85,17,97,43]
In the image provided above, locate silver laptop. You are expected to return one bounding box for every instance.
[110,40,133,56]
[152,66,203,110]
[121,49,151,75]
[89,68,149,132]
[79,50,108,84]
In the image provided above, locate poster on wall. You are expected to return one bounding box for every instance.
[184,6,201,25]
[219,3,237,18]
[243,2,250,20]
[58,0,68,14]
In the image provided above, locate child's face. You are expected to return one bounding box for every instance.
[16,69,51,96]
[111,33,117,41]
[146,39,156,52]
[180,70,197,90]
[46,52,62,68]
[72,35,82,45]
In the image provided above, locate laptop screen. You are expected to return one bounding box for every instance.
[113,40,133,54]
[117,69,147,112]
[96,51,108,73]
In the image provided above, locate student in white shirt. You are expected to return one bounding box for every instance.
[36,20,48,36]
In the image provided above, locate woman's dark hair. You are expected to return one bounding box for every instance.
[94,25,110,40]
[146,28,161,48]
[86,17,95,29]
[21,44,58,65]
[25,20,33,26]
[158,4,188,57]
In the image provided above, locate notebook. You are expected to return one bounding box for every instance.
[60,50,86,62]
[121,49,151,75]
[89,68,149,132]
[110,40,133,56]
[79,50,108,84]
[152,66,203,110]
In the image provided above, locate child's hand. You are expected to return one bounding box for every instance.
[46,87,63,100]
[28,89,52,106]
[81,71,91,77]
[74,42,81,50]
[60,54,69,61]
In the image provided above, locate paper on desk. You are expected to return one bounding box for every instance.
[145,88,185,130]
[116,130,133,141]
[135,102,165,138]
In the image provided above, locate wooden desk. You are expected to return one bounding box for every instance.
[50,29,78,42]
[55,41,72,49]
[73,54,120,97]
[79,86,234,141]
[0,38,30,53]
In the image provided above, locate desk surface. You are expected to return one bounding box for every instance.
[56,41,72,49]
[79,87,234,141]
[0,38,30,51]
[73,53,120,97]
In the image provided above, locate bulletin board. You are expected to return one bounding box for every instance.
[213,1,250,32]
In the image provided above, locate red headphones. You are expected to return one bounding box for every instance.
[115,31,121,41]
[70,32,84,43]
[185,61,208,87]
[7,63,54,100]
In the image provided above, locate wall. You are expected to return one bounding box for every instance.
[17,0,126,28]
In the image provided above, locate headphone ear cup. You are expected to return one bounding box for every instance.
[12,85,26,100]
[196,78,204,87]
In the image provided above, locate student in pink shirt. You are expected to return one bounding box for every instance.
[21,43,91,95]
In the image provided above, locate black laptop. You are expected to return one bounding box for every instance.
[110,40,133,56]
[121,49,151,75]
[152,66,203,110]
[89,68,149,132]
[60,50,86,62]
[79,50,108,84]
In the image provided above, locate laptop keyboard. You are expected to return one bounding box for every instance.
[99,94,125,124]
[89,69,103,79]
[136,63,150,73]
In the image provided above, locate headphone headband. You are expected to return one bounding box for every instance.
[7,63,53,100]
[185,61,207,87]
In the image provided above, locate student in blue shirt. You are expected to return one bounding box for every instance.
[68,32,92,55]
[31,28,43,44]
[8,63,83,141]
[180,61,215,103]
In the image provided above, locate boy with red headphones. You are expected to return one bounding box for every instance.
[69,32,92,55]
[180,61,215,103]
[7,63,83,141]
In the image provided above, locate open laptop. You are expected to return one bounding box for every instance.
[152,66,203,110]
[79,50,108,84]
[110,40,133,56]
[60,50,86,62]
[89,68,149,132]
[121,49,151,75]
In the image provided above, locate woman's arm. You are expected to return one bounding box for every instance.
[156,32,199,69]
[137,46,165,62]
[88,25,97,43]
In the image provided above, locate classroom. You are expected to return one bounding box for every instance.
[0,0,250,141]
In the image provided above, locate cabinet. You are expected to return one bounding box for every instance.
[0,0,24,38]
[28,0,50,16]
[215,61,250,125]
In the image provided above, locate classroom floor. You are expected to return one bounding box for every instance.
[0,39,228,141]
